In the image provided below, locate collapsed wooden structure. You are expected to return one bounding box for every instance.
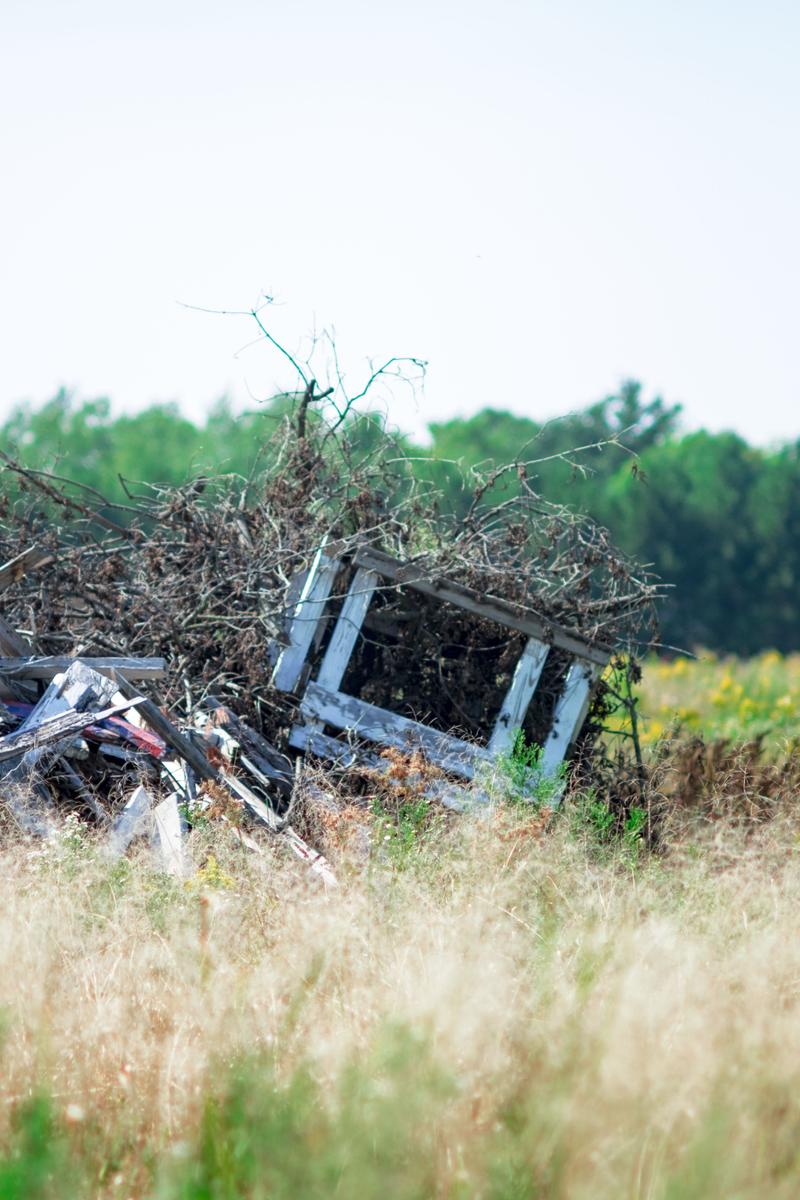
[271,545,612,789]
[0,531,616,880]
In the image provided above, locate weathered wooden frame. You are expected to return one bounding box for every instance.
[272,548,612,793]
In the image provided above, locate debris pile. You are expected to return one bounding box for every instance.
[0,397,661,879]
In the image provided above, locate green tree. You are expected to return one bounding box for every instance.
[605,431,782,653]
[419,381,680,519]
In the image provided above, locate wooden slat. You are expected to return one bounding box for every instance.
[289,723,389,770]
[316,568,380,690]
[0,656,166,681]
[289,723,480,811]
[220,767,284,832]
[161,756,194,804]
[488,637,550,755]
[107,785,153,858]
[0,615,32,657]
[220,767,337,886]
[271,550,341,691]
[300,682,491,780]
[296,568,381,757]
[0,696,145,764]
[152,796,186,877]
[540,661,599,781]
[203,698,294,796]
[353,546,612,667]
[0,545,55,592]
[112,675,217,782]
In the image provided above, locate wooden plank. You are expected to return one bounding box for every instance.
[0,656,166,681]
[316,568,380,690]
[294,568,381,762]
[289,723,389,770]
[238,750,281,795]
[202,699,293,796]
[112,675,216,781]
[289,724,476,810]
[271,550,341,692]
[353,546,612,667]
[0,695,145,764]
[540,661,598,781]
[300,682,491,780]
[220,766,337,886]
[220,767,284,832]
[0,545,55,592]
[152,796,186,877]
[0,614,32,657]
[268,569,306,669]
[16,660,120,734]
[161,757,195,804]
[488,637,550,755]
[107,784,153,857]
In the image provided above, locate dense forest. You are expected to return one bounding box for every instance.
[2,384,797,655]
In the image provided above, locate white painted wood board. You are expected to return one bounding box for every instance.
[488,637,550,755]
[271,551,341,692]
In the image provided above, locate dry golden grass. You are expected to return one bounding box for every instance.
[2,798,800,1196]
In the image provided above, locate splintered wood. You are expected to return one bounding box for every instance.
[0,545,337,886]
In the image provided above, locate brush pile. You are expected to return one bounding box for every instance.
[0,383,660,878]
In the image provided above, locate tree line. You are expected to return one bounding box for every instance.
[2,385,797,655]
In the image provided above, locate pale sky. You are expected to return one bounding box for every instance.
[2,0,798,443]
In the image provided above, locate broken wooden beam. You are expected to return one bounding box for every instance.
[0,656,166,681]
[352,546,613,667]
[107,784,153,858]
[300,681,491,780]
[202,698,293,796]
[112,675,217,782]
[0,695,145,764]
[0,615,33,658]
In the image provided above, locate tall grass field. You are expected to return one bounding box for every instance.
[2,654,800,1198]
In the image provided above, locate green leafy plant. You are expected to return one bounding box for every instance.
[569,792,648,865]
[371,795,432,867]
[492,730,566,810]
[624,805,647,847]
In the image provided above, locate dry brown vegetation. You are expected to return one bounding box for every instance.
[2,788,800,1197]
